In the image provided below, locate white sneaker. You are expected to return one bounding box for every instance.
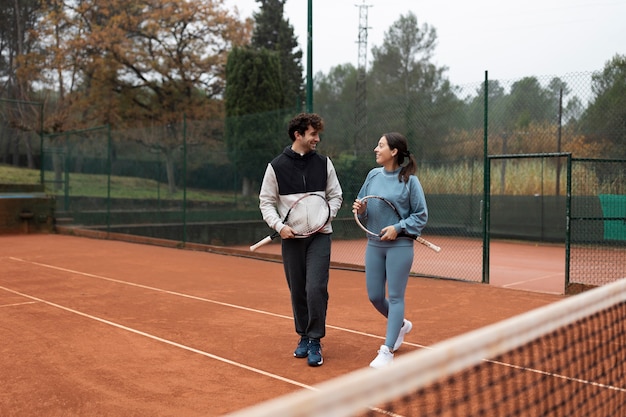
[369,345,394,369]
[393,319,413,352]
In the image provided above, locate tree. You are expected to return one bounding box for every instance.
[369,12,438,98]
[19,0,252,192]
[505,77,554,130]
[464,80,506,131]
[251,0,303,111]
[367,12,462,159]
[312,64,358,156]
[314,65,358,103]
[225,47,285,196]
[563,96,584,125]
[0,0,42,99]
[0,0,44,168]
[546,77,586,126]
[547,77,570,104]
[22,0,252,129]
[579,54,626,157]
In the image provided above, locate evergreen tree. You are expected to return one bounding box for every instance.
[367,12,462,159]
[225,47,285,195]
[313,64,359,156]
[251,0,304,111]
[580,54,626,156]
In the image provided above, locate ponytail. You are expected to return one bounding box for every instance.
[399,152,416,183]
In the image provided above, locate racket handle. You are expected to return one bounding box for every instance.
[250,235,273,252]
[416,237,441,253]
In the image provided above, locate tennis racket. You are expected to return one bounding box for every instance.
[250,193,331,251]
[353,195,441,252]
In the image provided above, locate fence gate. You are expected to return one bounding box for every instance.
[486,153,572,293]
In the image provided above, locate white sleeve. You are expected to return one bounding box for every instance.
[326,158,343,219]
[258,164,285,233]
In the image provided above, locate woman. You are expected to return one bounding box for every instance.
[352,132,428,368]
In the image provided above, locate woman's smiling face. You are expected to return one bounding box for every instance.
[374,135,397,168]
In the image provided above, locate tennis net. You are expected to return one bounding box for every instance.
[226,277,626,417]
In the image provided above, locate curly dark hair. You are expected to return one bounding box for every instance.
[287,113,325,141]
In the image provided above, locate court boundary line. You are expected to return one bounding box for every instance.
[500,272,565,294]
[0,300,38,308]
[4,254,617,415]
[7,255,607,394]
[7,256,425,349]
[0,283,316,391]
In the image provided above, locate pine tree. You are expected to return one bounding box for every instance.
[225,47,285,195]
[251,0,304,111]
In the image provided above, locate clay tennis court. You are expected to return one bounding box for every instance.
[1,233,565,416]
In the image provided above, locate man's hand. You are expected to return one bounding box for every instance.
[279,225,295,239]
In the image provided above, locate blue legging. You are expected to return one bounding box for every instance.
[365,241,414,348]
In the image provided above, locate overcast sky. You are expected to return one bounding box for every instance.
[228,0,625,86]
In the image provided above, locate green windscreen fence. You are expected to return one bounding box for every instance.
[599,194,626,241]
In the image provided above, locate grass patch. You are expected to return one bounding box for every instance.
[3,160,623,199]
[0,164,41,185]
[0,164,240,203]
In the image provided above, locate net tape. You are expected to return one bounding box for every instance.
[226,277,626,417]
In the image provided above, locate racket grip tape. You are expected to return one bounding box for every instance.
[417,237,441,253]
[249,235,273,252]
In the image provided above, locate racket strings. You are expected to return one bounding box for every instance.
[361,197,401,236]
[287,195,330,235]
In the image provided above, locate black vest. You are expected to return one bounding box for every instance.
[271,147,328,195]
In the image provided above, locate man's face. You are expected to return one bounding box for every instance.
[293,125,321,154]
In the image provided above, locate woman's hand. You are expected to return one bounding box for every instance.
[352,198,366,215]
[379,225,398,241]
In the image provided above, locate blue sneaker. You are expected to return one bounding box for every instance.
[294,337,309,358]
[307,339,323,367]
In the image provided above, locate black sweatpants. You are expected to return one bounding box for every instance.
[281,233,331,340]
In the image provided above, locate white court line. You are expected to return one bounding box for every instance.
[0,301,38,308]
[6,256,420,348]
[501,273,564,294]
[8,256,296,318]
[4,257,617,414]
[0,283,317,392]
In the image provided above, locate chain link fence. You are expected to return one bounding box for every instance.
[570,158,626,287]
[2,72,625,289]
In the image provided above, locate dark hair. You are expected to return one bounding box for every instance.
[288,113,324,141]
[383,132,416,183]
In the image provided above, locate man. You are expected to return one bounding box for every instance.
[258,113,343,367]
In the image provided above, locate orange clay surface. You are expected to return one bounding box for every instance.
[0,234,565,416]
